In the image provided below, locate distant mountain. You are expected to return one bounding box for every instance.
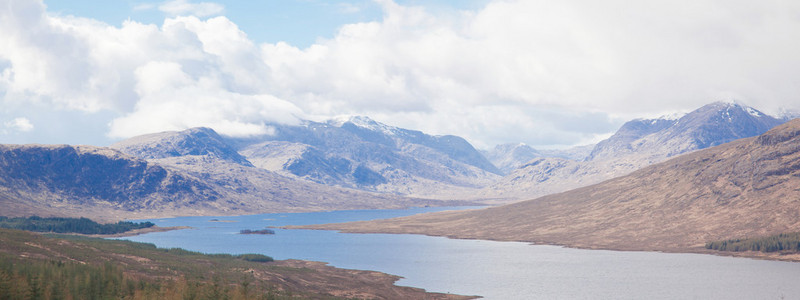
[481,102,786,202]
[588,102,784,161]
[483,143,593,174]
[231,116,501,199]
[307,118,800,253]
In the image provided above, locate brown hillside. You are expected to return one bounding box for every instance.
[302,119,800,253]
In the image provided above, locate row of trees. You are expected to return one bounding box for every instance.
[0,216,154,234]
[705,232,800,253]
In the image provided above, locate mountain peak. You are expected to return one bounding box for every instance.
[111,127,253,166]
[328,116,399,136]
[587,102,783,162]
[696,101,766,119]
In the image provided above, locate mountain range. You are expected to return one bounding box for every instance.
[299,118,800,254]
[479,102,786,202]
[228,116,502,199]
[0,134,470,220]
[0,101,792,220]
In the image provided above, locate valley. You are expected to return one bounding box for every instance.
[5,1,800,298]
[2,102,800,298]
[295,118,800,262]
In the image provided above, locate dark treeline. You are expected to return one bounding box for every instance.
[0,216,154,234]
[705,232,800,253]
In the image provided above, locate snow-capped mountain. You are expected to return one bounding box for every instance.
[483,102,786,202]
[108,116,501,200]
[588,102,784,162]
[233,116,501,199]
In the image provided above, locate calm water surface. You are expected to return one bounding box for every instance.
[119,207,800,299]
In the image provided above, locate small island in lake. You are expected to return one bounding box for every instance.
[240,229,275,235]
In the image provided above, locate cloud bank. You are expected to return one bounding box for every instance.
[1,0,799,148]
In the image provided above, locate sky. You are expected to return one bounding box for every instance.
[1,0,799,149]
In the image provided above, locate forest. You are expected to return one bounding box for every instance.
[705,232,800,253]
[0,228,341,300]
[0,216,154,234]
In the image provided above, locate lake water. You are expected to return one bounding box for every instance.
[119,207,800,299]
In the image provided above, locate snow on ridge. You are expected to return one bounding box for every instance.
[328,116,398,135]
[658,112,686,121]
[745,107,762,117]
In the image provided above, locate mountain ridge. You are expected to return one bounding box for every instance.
[480,102,786,202]
[228,116,501,199]
[0,143,472,221]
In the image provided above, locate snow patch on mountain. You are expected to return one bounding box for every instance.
[328,116,399,136]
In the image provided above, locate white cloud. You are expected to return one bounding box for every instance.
[4,117,34,133]
[108,61,302,138]
[0,0,297,141]
[158,0,224,17]
[133,3,156,11]
[260,0,800,147]
[1,0,800,148]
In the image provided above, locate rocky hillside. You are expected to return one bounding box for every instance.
[481,102,785,202]
[0,143,469,221]
[0,144,221,220]
[230,116,502,199]
[304,118,800,253]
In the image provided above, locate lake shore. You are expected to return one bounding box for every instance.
[81,225,192,238]
[288,222,800,263]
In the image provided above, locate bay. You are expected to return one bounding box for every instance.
[118,207,800,299]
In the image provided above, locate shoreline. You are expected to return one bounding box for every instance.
[75,225,192,238]
[287,224,800,264]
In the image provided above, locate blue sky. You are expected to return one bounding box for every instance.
[42,0,489,48]
[2,0,800,148]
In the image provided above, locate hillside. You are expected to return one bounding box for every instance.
[299,118,800,256]
[0,143,469,221]
[481,102,785,202]
[0,144,222,220]
[0,228,472,299]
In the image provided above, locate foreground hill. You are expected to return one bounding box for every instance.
[300,118,800,257]
[481,102,785,202]
[0,143,468,221]
[0,228,472,299]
